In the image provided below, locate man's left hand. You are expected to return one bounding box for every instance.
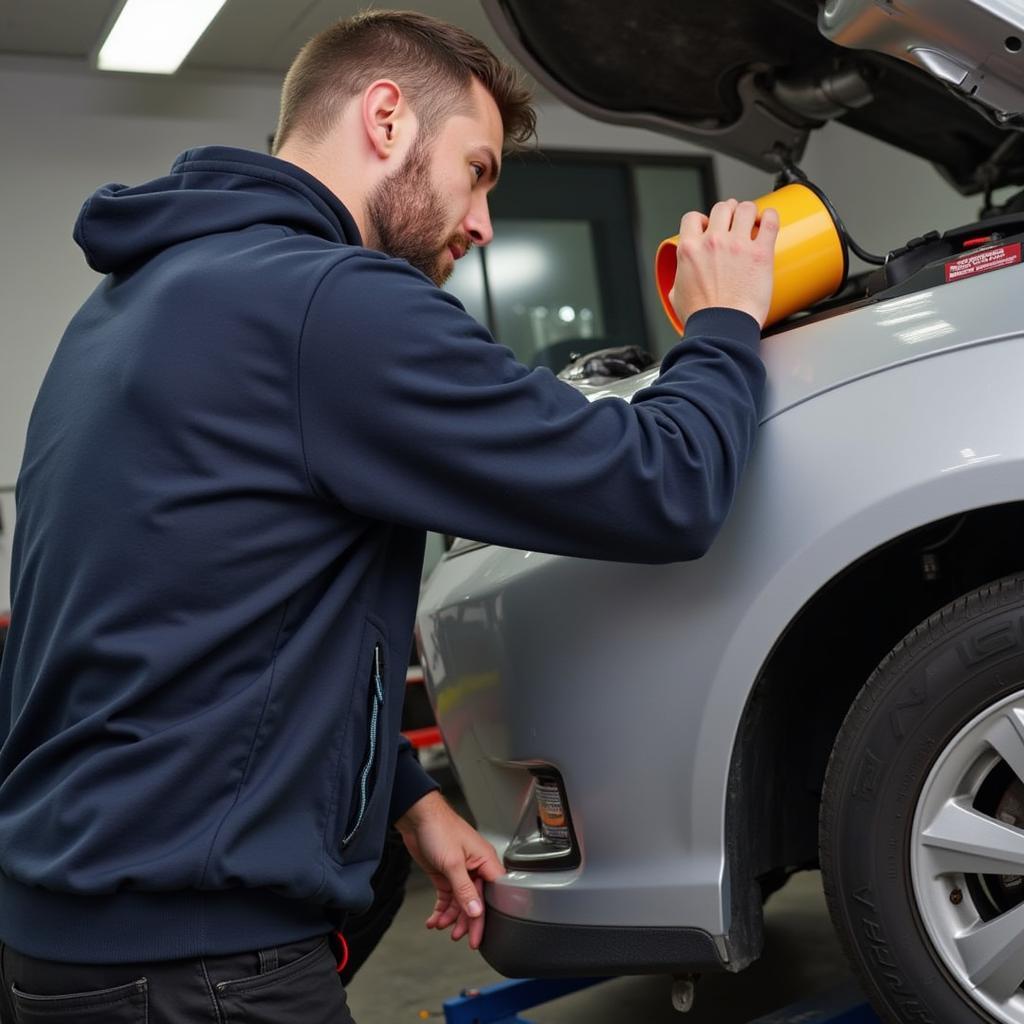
[395,790,505,949]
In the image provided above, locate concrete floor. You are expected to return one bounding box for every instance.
[345,868,858,1023]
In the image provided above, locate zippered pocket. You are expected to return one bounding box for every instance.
[341,641,385,848]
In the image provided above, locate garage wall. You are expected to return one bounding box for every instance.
[0,493,12,613]
[0,55,995,609]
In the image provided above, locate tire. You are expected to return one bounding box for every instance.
[822,574,1024,1024]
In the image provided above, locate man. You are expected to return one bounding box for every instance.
[0,9,778,1023]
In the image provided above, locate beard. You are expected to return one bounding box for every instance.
[365,137,468,287]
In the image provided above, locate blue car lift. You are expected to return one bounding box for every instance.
[441,977,882,1024]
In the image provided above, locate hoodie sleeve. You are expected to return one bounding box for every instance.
[388,736,440,824]
[297,253,765,564]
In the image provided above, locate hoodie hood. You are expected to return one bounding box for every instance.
[73,146,363,275]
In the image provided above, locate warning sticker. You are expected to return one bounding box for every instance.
[945,242,1022,282]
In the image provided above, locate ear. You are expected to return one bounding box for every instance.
[361,79,405,160]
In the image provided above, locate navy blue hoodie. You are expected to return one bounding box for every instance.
[0,147,765,963]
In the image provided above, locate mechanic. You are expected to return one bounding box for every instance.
[0,10,778,1023]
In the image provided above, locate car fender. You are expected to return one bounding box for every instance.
[691,334,1024,937]
[417,275,1024,939]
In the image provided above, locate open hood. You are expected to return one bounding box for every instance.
[483,0,1024,196]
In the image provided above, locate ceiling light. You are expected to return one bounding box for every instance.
[96,0,228,74]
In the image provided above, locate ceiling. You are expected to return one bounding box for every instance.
[0,0,524,77]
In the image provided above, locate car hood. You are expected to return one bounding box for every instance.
[574,262,1024,422]
[483,0,1024,195]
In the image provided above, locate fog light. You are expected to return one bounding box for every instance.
[535,776,571,845]
[504,770,580,870]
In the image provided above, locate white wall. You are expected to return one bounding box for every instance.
[0,493,12,610]
[0,54,1001,608]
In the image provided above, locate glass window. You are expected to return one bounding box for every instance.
[443,151,714,367]
[487,219,605,369]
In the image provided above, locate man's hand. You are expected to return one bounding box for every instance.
[668,199,780,329]
[395,790,505,950]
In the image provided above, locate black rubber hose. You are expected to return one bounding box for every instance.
[845,233,887,265]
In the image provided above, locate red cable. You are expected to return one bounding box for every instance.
[334,931,350,975]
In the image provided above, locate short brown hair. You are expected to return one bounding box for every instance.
[274,10,536,155]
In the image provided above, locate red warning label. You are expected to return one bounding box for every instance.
[945,242,1022,282]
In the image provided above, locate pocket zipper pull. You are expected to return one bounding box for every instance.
[373,644,384,702]
[342,642,386,848]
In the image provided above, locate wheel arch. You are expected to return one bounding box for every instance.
[724,500,1024,959]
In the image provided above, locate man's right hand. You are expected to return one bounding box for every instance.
[395,790,505,950]
[668,199,780,329]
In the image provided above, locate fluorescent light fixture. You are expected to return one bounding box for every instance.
[96,0,229,74]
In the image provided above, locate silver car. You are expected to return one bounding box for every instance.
[417,3,1024,1023]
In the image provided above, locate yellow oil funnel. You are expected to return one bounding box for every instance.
[655,182,848,332]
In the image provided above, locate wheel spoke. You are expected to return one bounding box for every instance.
[957,901,1024,1001]
[920,798,1024,877]
[985,709,1024,788]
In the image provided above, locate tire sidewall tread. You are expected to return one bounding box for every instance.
[821,574,1024,1024]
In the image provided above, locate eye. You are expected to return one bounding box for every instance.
[471,163,486,183]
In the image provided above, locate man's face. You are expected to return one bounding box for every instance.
[366,79,503,286]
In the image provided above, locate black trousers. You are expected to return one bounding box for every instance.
[0,934,356,1024]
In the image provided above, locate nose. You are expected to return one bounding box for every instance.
[463,194,493,247]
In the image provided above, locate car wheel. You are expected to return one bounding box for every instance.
[821,574,1024,1024]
